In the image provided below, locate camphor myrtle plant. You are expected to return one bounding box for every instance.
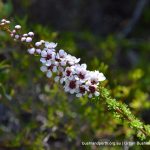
[0,18,150,142]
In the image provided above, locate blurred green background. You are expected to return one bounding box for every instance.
[0,0,150,149]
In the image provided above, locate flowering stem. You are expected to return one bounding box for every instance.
[1,19,150,141]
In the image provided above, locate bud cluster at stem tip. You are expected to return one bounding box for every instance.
[0,19,106,98]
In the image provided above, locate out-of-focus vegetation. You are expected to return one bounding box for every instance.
[0,0,150,149]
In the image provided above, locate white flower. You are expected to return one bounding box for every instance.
[60,61,66,66]
[40,58,47,64]
[63,67,74,79]
[40,40,45,44]
[40,66,47,72]
[86,82,100,98]
[28,32,34,36]
[12,30,16,34]
[88,94,92,98]
[52,66,57,72]
[56,49,67,59]
[40,64,58,79]
[6,20,10,24]
[47,49,56,59]
[0,23,5,25]
[23,34,28,37]
[10,33,14,37]
[15,25,21,29]
[55,49,68,66]
[54,76,60,82]
[28,48,35,54]
[21,37,26,42]
[66,54,80,65]
[45,60,52,66]
[41,50,47,57]
[36,49,42,54]
[76,85,87,97]
[35,42,42,47]
[95,91,100,96]
[40,49,56,66]
[1,19,6,23]
[15,35,20,39]
[74,64,88,82]
[0,19,7,25]
[89,71,106,85]
[46,71,52,78]
[26,37,32,43]
[64,79,79,94]
[45,42,57,49]
[60,78,65,84]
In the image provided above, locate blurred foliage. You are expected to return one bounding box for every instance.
[0,0,13,18]
[0,0,150,149]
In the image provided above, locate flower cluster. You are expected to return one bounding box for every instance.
[0,19,10,26]
[10,25,34,42]
[0,20,34,42]
[0,19,106,98]
[36,41,106,98]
